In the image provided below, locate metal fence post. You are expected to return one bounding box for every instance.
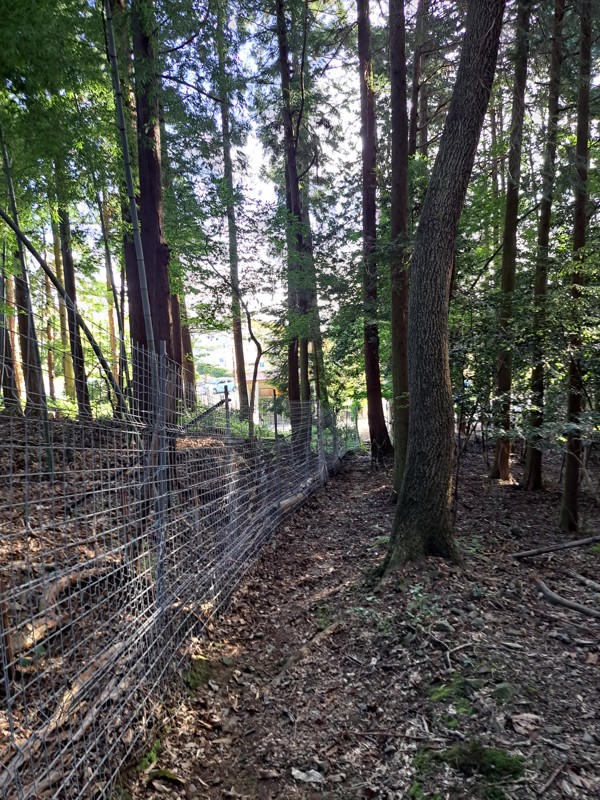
[317,401,326,482]
[224,384,230,436]
[273,389,282,512]
[155,341,168,621]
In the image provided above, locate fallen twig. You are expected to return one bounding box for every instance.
[565,570,600,594]
[533,578,600,620]
[537,764,564,796]
[512,535,600,560]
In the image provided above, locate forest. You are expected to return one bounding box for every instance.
[0,0,599,798]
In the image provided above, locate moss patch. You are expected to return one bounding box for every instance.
[438,739,524,782]
[136,738,162,772]
[182,656,212,691]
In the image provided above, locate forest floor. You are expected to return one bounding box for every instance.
[124,448,600,800]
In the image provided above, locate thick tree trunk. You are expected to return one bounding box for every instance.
[131,0,178,359]
[57,199,92,419]
[523,0,565,491]
[275,0,308,443]
[390,0,410,493]
[216,12,249,422]
[490,0,532,480]
[357,0,392,460]
[559,0,591,533]
[384,0,505,568]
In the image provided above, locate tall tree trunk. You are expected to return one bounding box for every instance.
[5,267,24,401]
[180,301,196,411]
[0,242,22,414]
[408,0,428,158]
[523,0,565,491]
[490,0,532,480]
[275,0,308,442]
[56,180,92,419]
[131,0,177,358]
[1,130,47,415]
[390,0,410,493]
[384,0,505,569]
[216,9,249,421]
[45,275,56,400]
[357,0,392,460]
[49,201,75,400]
[559,0,591,533]
[300,183,329,410]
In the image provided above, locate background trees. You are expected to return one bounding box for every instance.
[0,0,598,548]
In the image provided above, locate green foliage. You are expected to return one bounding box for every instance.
[136,739,162,772]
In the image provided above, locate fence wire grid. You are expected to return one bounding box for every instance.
[0,301,359,799]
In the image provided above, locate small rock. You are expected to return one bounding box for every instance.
[471,617,485,630]
[291,767,325,784]
[493,681,516,703]
[582,731,595,745]
[222,656,234,667]
[434,619,455,633]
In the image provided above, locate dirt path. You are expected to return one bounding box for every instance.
[126,452,600,800]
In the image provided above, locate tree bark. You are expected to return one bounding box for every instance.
[559,0,591,533]
[49,198,75,400]
[44,275,56,400]
[275,0,308,443]
[180,302,196,411]
[0,243,22,414]
[523,0,565,490]
[357,0,392,460]
[408,0,428,158]
[1,130,47,415]
[216,10,249,421]
[390,0,410,493]
[384,0,506,568]
[4,266,24,401]
[490,0,532,480]
[131,0,178,359]
[57,188,92,419]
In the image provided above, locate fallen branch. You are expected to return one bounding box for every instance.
[533,578,600,620]
[0,641,126,793]
[512,535,600,560]
[565,570,600,594]
[537,764,564,796]
[11,567,116,654]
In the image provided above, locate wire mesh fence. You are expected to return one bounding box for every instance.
[0,300,360,799]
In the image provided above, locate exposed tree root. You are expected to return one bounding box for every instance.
[565,569,600,594]
[11,566,115,654]
[533,578,600,620]
[0,642,127,794]
[513,534,600,560]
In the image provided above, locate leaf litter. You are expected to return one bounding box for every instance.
[125,450,600,799]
